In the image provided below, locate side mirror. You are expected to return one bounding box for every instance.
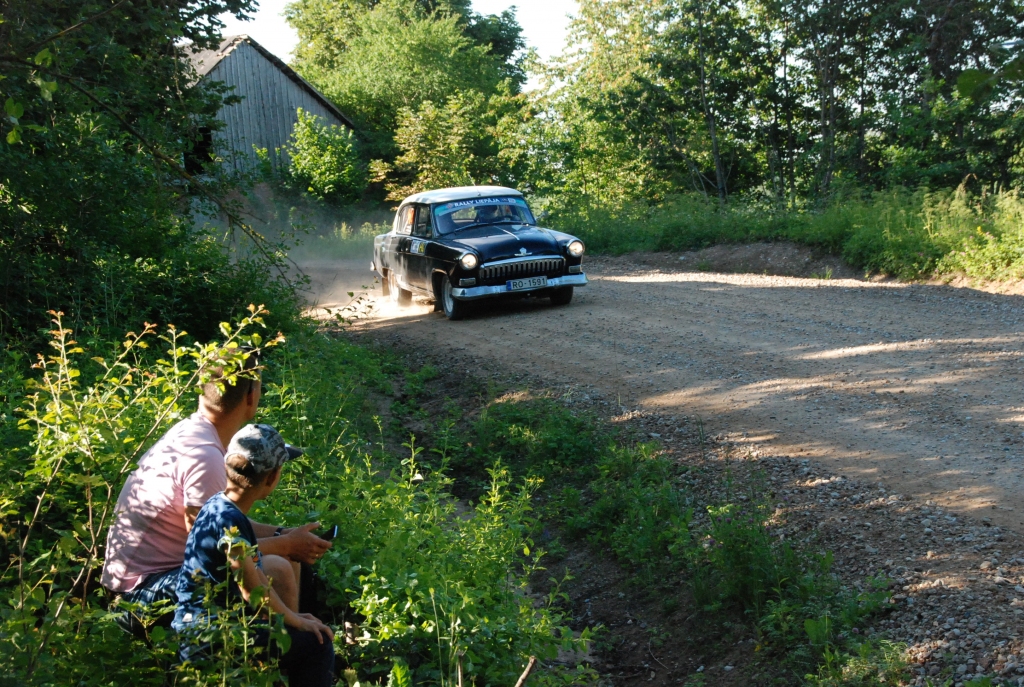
[536,210,550,222]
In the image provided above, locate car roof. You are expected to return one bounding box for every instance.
[401,186,524,205]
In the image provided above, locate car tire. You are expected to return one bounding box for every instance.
[549,286,574,306]
[441,278,468,320]
[388,270,412,307]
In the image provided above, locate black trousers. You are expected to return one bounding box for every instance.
[180,624,335,687]
[256,626,335,687]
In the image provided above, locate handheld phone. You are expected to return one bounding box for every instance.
[320,524,339,541]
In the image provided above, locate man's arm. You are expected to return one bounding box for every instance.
[248,521,281,538]
[228,544,334,644]
[251,520,332,564]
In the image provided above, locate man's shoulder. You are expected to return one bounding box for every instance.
[143,412,221,462]
[172,413,223,451]
[163,413,225,474]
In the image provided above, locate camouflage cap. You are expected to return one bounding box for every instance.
[225,424,303,474]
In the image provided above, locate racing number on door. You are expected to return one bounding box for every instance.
[406,205,433,288]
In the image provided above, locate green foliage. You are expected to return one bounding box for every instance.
[446,395,901,683]
[522,0,1024,206]
[292,0,507,160]
[550,186,1024,281]
[374,92,486,199]
[0,312,588,685]
[286,0,524,85]
[0,0,301,350]
[804,639,909,686]
[249,330,592,684]
[694,502,801,614]
[0,308,283,684]
[562,443,692,574]
[288,108,367,202]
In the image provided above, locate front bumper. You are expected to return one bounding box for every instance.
[451,273,588,300]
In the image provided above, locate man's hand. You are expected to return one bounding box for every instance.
[279,522,332,564]
[290,612,335,644]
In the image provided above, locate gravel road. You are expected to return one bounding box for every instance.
[302,252,1024,534]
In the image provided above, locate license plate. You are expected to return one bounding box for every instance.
[506,276,548,291]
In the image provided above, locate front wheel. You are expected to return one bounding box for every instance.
[441,279,469,320]
[549,286,574,306]
[388,270,412,307]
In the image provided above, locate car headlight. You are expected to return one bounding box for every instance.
[567,240,585,258]
[460,253,478,270]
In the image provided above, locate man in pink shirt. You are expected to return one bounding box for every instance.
[102,352,330,632]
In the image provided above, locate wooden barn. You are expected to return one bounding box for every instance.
[186,34,354,171]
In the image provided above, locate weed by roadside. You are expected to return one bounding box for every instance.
[0,315,590,686]
[425,393,908,685]
[551,186,1024,283]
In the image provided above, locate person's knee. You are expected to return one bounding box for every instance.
[262,555,299,611]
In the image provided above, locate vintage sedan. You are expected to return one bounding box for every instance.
[371,186,588,320]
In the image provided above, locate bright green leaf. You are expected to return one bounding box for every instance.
[33,48,52,67]
[5,98,23,119]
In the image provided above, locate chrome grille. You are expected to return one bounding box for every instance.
[479,257,564,281]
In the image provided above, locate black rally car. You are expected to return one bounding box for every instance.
[371,186,588,320]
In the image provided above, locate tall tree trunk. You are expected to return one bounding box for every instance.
[696,0,728,201]
[810,0,843,201]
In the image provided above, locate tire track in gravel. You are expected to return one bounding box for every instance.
[301,254,1024,533]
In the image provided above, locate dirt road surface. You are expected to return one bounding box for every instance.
[300,251,1024,534]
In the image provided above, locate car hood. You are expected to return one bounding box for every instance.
[443,225,562,261]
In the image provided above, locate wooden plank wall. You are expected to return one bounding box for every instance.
[209,42,345,170]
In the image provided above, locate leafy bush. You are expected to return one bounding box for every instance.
[550,186,1024,282]
[372,92,486,201]
[0,312,586,685]
[0,0,288,350]
[288,108,366,203]
[0,309,279,685]
[450,395,900,682]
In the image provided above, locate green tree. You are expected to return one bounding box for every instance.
[515,0,1024,213]
[287,108,366,202]
[611,0,763,200]
[494,0,669,206]
[0,0,298,348]
[374,91,489,199]
[286,0,524,83]
[288,0,521,161]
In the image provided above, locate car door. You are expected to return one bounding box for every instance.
[405,204,434,289]
[385,205,414,290]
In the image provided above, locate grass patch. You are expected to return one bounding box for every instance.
[0,316,589,686]
[436,394,907,684]
[551,186,1024,281]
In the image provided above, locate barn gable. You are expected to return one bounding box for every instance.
[187,35,353,170]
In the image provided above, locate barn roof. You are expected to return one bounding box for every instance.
[187,35,355,130]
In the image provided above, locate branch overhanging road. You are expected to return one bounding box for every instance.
[302,254,1024,533]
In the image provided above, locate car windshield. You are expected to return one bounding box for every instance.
[433,196,535,236]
